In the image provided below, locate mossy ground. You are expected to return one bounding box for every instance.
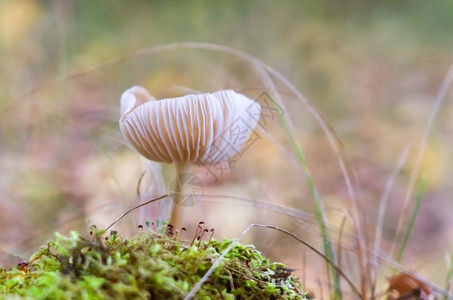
[0,226,308,299]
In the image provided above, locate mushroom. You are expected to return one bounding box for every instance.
[120,86,261,227]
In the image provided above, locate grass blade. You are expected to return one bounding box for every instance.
[391,64,453,258]
[397,177,426,263]
[445,252,453,299]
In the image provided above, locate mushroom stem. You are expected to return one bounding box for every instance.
[169,164,189,228]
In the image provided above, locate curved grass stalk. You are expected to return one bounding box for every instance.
[104,194,169,231]
[184,224,361,300]
[371,146,410,296]
[390,64,453,259]
[396,177,426,263]
[202,194,371,260]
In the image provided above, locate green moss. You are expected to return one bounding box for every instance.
[0,228,308,299]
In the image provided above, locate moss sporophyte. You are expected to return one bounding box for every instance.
[0,227,309,299]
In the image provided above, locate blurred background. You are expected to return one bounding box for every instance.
[1,0,453,296]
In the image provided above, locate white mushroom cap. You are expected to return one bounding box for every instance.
[119,86,261,165]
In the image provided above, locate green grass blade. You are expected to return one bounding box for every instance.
[278,113,342,299]
[397,177,426,263]
[445,252,453,299]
